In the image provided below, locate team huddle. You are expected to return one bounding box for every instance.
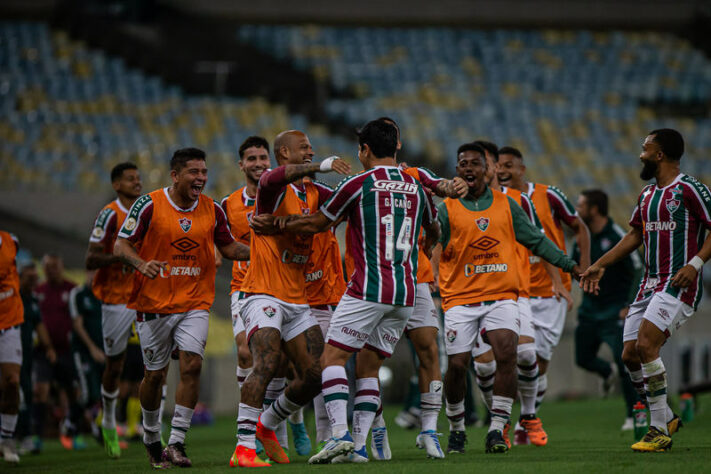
[1,120,709,468]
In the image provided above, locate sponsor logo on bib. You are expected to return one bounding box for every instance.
[179,217,192,233]
[476,217,489,232]
[470,236,499,251]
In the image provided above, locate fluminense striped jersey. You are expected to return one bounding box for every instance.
[321,165,437,306]
[629,174,711,309]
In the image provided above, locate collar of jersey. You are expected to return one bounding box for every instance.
[242,187,256,206]
[163,187,200,212]
[653,173,683,191]
[115,198,129,214]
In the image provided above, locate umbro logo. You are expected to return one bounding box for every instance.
[171,237,199,253]
[470,236,499,251]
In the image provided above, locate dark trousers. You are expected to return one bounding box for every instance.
[575,318,638,417]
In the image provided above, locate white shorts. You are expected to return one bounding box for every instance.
[240,295,317,343]
[406,283,440,332]
[444,299,519,356]
[102,303,137,357]
[326,294,413,357]
[472,297,533,357]
[623,291,694,342]
[136,310,209,371]
[311,305,335,337]
[230,292,246,338]
[0,326,22,364]
[530,296,567,361]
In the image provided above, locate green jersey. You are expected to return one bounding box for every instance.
[69,284,103,354]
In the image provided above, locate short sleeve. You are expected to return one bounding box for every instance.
[89,207,117,244]
[118,194,153,243]
[321,175,363,221]
[214,201,236,247]
[546,186,578,226]
[629,188,648,229]
[682,177,711,230]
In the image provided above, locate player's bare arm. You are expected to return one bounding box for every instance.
[113,237,166,279]
[282,157,351,183]
[422,220,441,259]
[580,226,643,295]
[217,241,250,261]
[569,216,592,271]
[36,321,56,364]
[543,260,573,310]
[430,243,443,292]
[85,241,122,270]
[251,211,332,236]
[72,315,106,364]
[670,231,711,288]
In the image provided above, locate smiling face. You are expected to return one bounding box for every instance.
[279,132,314,166]
[456,150,487,193]
[239,146,270,185]
[497,152,526,189]
[113,168,142,199]
[171,158,208,203]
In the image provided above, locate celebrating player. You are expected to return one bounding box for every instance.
[497,145,590,440]
[581,129,711,452]
[0,231,23,464]
[231,130,350,468]
[254,119,440,464]
[85,162,143,458]
[114,148,250,468]
[433,143,581,454]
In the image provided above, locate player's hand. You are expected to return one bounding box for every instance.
[46,347,57,364]
[250,214,279,235]
[430,274,440,293]
[619,306,629,319]
[139,260,167,279]
[398,162,410,169]
[579,263,605,295]
[451,177,468,198]
[320,156,351,175]
[671,264,697,288]
[552,279,573,311]
[91,347,106,364]
[571,264,583,280]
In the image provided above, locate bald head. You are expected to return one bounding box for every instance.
[273,130,314,165]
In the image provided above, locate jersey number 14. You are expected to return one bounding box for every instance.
[380,214,413,261]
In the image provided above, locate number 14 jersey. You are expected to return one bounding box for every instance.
[321,165,437,306]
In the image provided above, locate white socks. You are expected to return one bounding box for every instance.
[168,404,194,445]
[101,386,120,429]
[420,381,443,432]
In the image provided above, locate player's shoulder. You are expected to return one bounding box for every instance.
[545,184,570,199]
[222,186,246,205]
[310,180,335,192]
[680,174,711,197]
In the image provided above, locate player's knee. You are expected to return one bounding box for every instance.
[447,355,470,375]
[143,369,165,387]
[416,344,438,370]
[516,345,537,369]
[180,354,203,379]
[1,372,20,389]
[303,364,323,397]
[634,337,659,362]
[621,346,639,367]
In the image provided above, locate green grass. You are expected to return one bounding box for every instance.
[7,395,711,473]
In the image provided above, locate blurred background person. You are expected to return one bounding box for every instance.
[573,189,643,430]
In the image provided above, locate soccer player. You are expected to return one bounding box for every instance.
[69,270,106,438]
[221,137,267,391]
[0,231,24,463]
[35,254,84,450]
[573,189,642,430]
[581,129,711,452]
[254,119,440,464]
[433,143,581,454]
[85,162,144,458]
[368,117,466,460]
[16,262,54,454]
[301,177,346,452]
[497,145,590,439]
[114,147,250,468]
[231,130,350,468]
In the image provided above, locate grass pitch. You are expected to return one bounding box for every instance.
[8,394,711,473]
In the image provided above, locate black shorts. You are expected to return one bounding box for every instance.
[120,344,144,383]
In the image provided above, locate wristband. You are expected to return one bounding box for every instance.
[319,156,339,172]
[688,256,704,272]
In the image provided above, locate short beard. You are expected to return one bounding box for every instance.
[640,160,657,181]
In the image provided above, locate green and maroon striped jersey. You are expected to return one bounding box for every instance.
[629,174,711,309]
[322,165,437,306]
